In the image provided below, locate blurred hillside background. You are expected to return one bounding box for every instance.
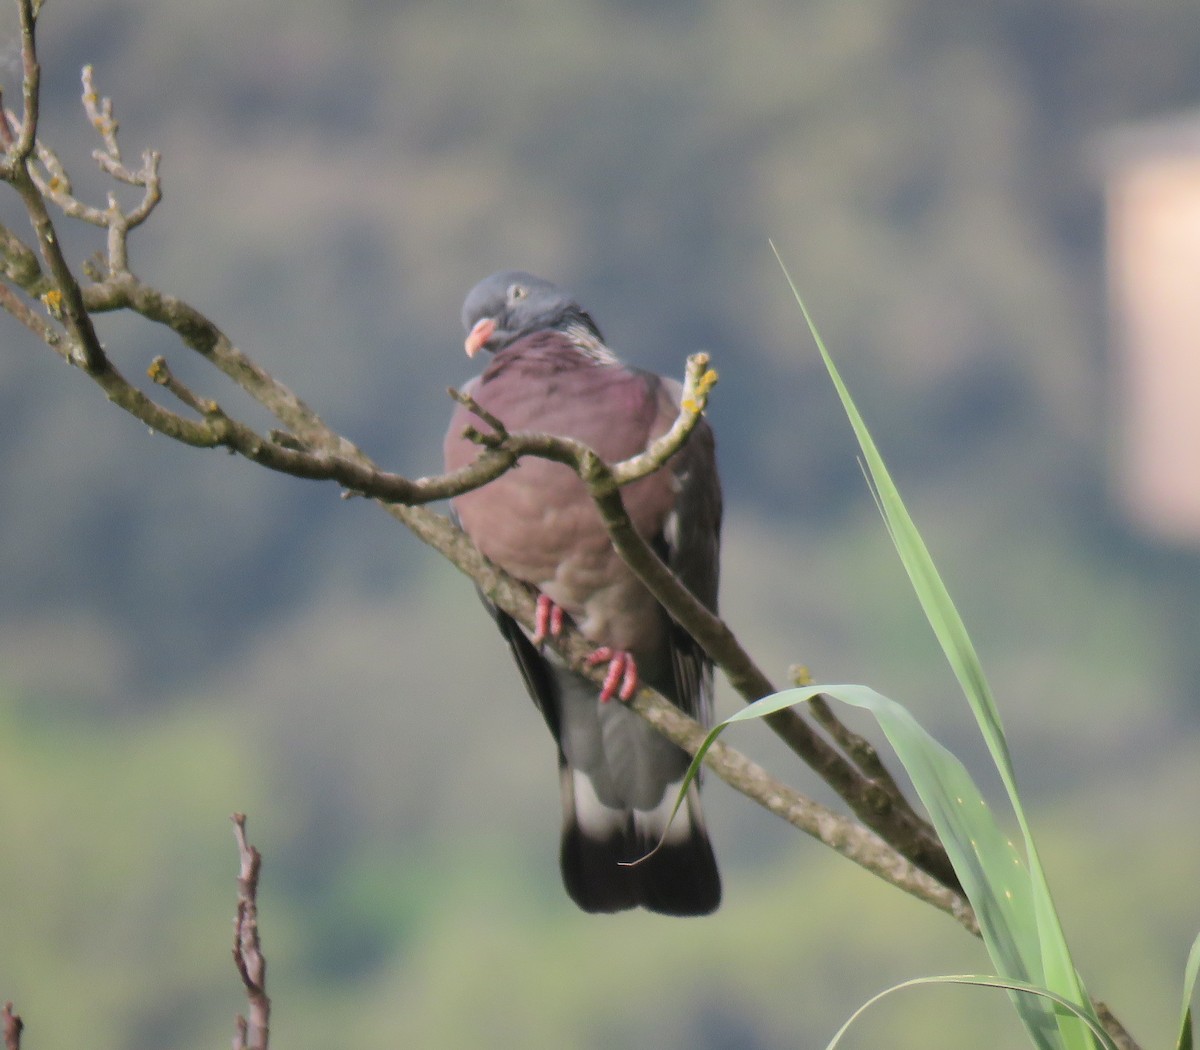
[1,1,1199,1047]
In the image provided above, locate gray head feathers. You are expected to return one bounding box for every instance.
[460,271,604,354]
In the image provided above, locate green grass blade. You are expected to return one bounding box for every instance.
[771,245,1097,1049]
[1177,929,1200,1050]
[824,974,1120,1050]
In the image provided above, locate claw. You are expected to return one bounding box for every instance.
[531,594,565,646]
[585,647,639,703]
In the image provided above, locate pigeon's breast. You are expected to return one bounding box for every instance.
[443,338,679,647]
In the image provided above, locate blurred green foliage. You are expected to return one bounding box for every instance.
[1,675,1192,1049]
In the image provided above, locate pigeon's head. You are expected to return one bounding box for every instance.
[461,271,602,357]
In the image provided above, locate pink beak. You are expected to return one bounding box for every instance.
[464,316,496,358]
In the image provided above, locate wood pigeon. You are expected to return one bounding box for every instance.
[443,271,722,916]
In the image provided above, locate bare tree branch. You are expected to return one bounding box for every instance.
[1,56,965,908]
[231,814,270,1050]
[0,24,964,908]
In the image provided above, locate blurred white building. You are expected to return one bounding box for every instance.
[1106,113,1200,544]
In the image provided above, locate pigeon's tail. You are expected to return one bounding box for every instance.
[558,769,721,916]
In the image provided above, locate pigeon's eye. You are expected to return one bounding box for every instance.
[508,284,528,302]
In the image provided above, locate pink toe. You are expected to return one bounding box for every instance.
[617,656,639,702]
[532,594,565,646]
[587,648,638,703]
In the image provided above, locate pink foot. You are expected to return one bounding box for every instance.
[585,647,639,703]
[531,594,565,646]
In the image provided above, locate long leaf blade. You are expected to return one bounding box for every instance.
[771,246,1097,1048]
[1177,929,1200,1050]
[756,684,1061,1045]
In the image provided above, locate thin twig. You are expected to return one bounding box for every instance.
[148,356,221,417]
[611,351,718,484]
[0,280,59,345]
[231,814,270,1050]
[1094,1002,1143,1050]
[448,385,508,437]
[791,664,913,806]
[2,1003,22,1050]
[0,219,48,292]
[6,0,40,166]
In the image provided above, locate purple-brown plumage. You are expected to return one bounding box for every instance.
[444,271,721,915]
